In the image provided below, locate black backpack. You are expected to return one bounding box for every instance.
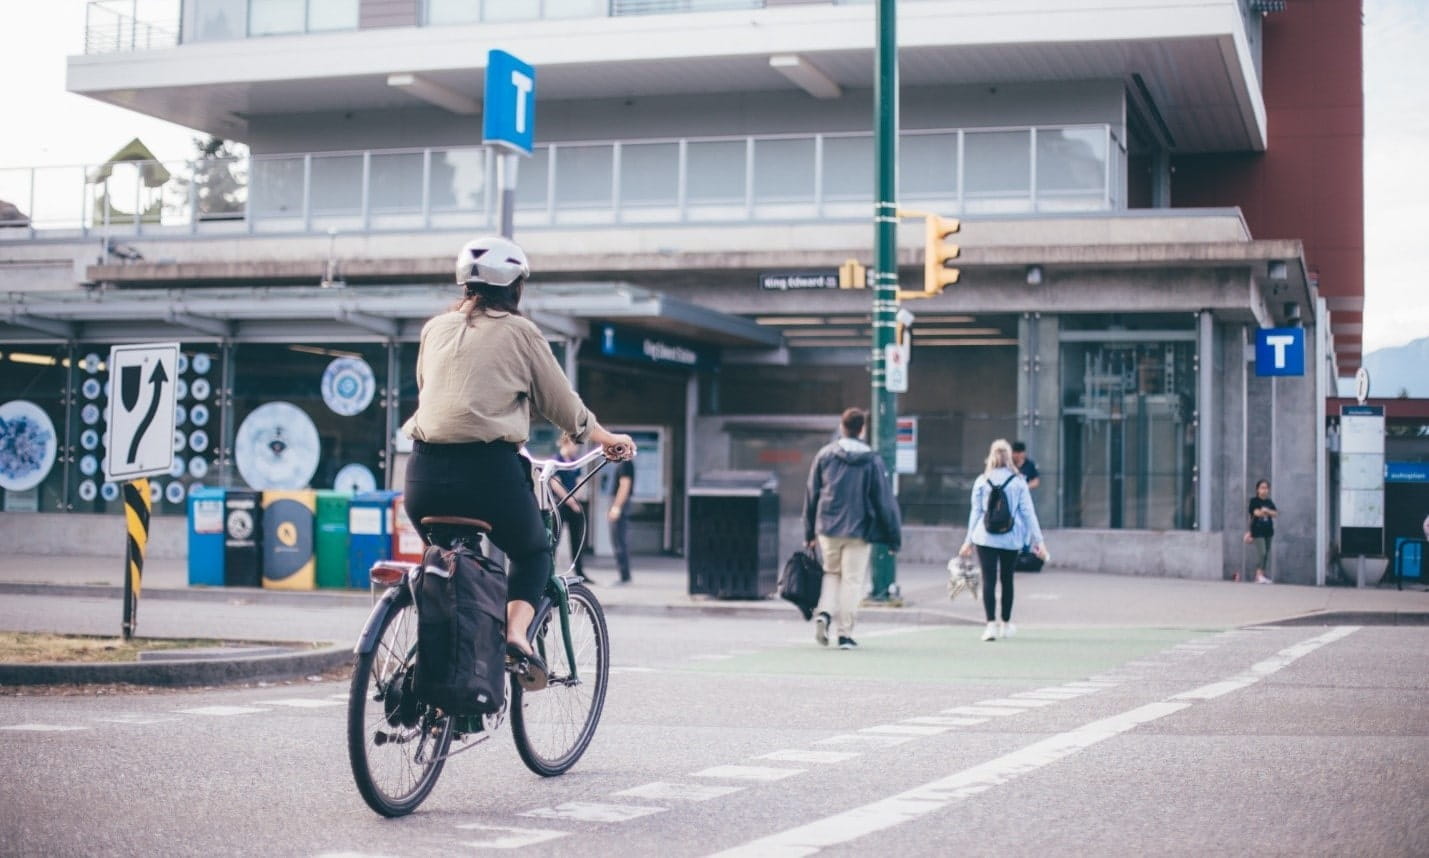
[413,542,508,716]
[778,547,823,621]
[983,474,1018,535]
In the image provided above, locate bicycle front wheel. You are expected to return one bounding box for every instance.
[511,581,609,776]
[347,595,453,816]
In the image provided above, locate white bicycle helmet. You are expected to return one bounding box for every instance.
[455,235,530,289]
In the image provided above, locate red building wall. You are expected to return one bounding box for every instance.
[1170,0,1364,374]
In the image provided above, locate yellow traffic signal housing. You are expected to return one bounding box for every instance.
[838,258,866,289]
[922,213,960,295]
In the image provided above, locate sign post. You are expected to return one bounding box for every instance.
[104,342,179,639]
[483,49,536,238]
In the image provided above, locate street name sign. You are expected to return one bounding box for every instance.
[104,342,179,482]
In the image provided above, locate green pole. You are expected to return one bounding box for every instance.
[868,0,900,604]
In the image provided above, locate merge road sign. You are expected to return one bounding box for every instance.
[104,342,179,482]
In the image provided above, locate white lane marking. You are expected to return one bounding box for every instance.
[941,705,1024,717]
[521,802,666,823]
[93,714,181,725]
[728,649,760,655]
[1173,626,1359,701]
[261,698,345,708]
[709,627,1361,858]
[755,750,861,764]
[1,724,88,732]
[860,724,950,736]
[689,654,736,661]
[813,734,913,747]
[615,782,745,802]
[710,700,1188,858]
[901,716,987,727]
[977,697,1055,708]
[175,705,269,716]
[326,694,350,700]
[455,823,570,848]
[692,765,804,781]
[1013,690,1088,700]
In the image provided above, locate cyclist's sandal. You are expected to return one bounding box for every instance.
[505,642,549,692]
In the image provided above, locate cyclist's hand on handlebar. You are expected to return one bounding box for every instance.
[594,431,636,461]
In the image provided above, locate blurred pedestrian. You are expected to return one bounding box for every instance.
[551,433,593,584]
[607,450,635,584]
[959,439,1048,641]
[802,407,903,650]
[1011,440,1040,490]
[1244,479,1277,584]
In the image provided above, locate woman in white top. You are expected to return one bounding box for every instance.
[959,438,1049,641]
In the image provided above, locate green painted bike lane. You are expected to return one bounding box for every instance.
[686,627,1221,686]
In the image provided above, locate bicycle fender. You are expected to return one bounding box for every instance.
[354,587,402,655]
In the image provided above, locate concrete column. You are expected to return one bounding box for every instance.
[1197,311,1214,532]
[1018,312,1060,525]
[1219,324,1249,579]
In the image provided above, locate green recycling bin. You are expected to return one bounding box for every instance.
[315,490,351,589]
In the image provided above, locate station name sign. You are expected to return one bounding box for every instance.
[600,325,716,370]
[759,271,838,291]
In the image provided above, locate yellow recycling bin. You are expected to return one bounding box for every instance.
[261,490,316,590]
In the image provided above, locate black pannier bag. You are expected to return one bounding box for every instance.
[778,547,823,620]
[413,543,508,715]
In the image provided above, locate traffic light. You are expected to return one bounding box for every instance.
[897,209,960,298]
[838,258,866,289]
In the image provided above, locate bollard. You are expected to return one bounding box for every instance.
[122,478,151,640]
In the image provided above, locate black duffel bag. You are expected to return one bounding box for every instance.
[413,542,508,715]
[778,547,823,620]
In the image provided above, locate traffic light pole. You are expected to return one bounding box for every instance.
[869,0,900,603]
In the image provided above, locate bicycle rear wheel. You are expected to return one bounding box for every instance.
[347,596,453,816]
[511,582,609,776]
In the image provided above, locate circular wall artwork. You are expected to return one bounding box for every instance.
[148,482,163,503]
[173,430,186,452]
[192,353,211,375]
[191,378,211,400]
[165,482,186,504]
[188,457,209,479]
[82,378,101,400]
[177,354,189,375]
[189,430,209,453]
[190,404,210,427]
[333,463,378,494]
[78,480,98,502]
[100,482,119,502]
[81,429,99,450]
[235,401,321,490]
[0,400,58,492]
[79,454,98,477]
[175,379,189,401]
[169,456,186,479]
[82,353,102,374]
[321,357,376,417]
[81,404,100,425]
[175,404,187,427]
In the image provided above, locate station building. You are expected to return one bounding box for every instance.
[0,0,1363,583]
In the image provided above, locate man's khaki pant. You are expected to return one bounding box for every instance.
[815,534,871,638]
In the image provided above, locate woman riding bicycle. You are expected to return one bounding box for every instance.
[400,235,634,686]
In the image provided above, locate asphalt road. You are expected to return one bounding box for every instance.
[2,611,1426,857]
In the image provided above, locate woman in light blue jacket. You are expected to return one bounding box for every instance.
[959,438,1049,641]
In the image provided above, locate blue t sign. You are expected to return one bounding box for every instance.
[1255,327,1305,377]
[483,50,535,155]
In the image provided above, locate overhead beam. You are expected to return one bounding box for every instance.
[387,73,481,115]
[166,307,233,338]
[337,307,400,337]
[769,54,841,99]
[4,310,75,339]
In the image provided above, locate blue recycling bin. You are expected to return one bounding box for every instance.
[349,489,401,588]
[187,487,226,587]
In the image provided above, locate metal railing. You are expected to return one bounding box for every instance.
[85,0,181,54]
[0,123,1121,239]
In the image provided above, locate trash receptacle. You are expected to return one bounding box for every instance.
[688,470,779,599]
[392,494,425,563]
[262,490,316,590]
[223,489,262,588]
[187,487,225,587]
[349,489,400,588]
[315,490,350,589]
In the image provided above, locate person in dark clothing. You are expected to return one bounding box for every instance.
[551,432,593,584]
[607,456,635,583]
[1011,440,1040,490]
[1244,479,1278,584]
[802,407,903,650]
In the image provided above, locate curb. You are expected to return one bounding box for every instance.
[0,643,354,688]
[1261,610,1429,627]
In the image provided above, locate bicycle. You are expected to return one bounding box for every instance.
[346,442,628,817]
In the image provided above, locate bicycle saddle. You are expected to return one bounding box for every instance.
[419,516,492,533]
[420,516,492,550]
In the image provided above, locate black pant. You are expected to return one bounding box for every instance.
[402,441,549,607]
[609,511,631,582]
[976,545,1018,622]
[558,501,587,577]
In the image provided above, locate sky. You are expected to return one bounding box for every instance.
[1,0,1425,355]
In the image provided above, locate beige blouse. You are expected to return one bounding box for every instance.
[401,310,599,445]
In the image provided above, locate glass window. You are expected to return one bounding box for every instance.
[429,148,485,211]
[0,346,70,514]
[1037,127,1107,193]
[1060,338,1197,530]
[553,145,614,207]
[544,0,607,17]
[686,140,745,204]
[821,135,872,200]
[230,344,388,493]
[425,0,480,24]
[964,129,1030,194]
[752,137,815,203]
[308,0,358,31]
[370,152,424,212]
[619,142,678,205]
[483,0,542,20]
[190,0,247,40]
[310,153,363,213]
[900,132,958,197]
[250,155,305,216]
[249,0,305,35]
[515,148,550,210]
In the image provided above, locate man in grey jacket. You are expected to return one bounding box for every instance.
[802,407,903,649]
